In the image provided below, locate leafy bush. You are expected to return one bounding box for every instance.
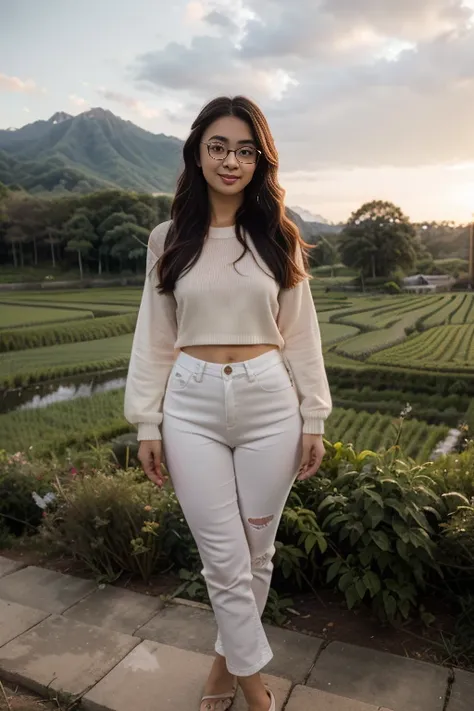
[277,443,444,622]
[428,443,474,510]
[384,281,401,294]
[40,468,199,583]
[0,449,57,538]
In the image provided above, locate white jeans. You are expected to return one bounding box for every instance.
[162,349,302,676]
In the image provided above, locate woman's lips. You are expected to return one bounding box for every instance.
[219,175,240,185]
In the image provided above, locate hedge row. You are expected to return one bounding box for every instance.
[0,313,137,352]
[327,364,474,398]
[1,356,129,389]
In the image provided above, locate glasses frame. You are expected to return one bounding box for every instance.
[201,141,262,165]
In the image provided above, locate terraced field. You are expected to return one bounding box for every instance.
[1,284,472,458]
[0,304,94,328]
[370,324,474,371]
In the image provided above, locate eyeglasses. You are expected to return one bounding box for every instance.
[201,141,261,165]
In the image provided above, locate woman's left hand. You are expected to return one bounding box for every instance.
[296,434,325,481]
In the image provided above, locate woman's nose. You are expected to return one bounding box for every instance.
[223,150,239,169]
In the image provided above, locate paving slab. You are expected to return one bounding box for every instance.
[286,685,384,711]
[0,599,49,648]
[64,585,164,634]
[447,668,474,711]
[0,566,96,614]
[0,556,25,578]
[82,639,292,711]
[263,625,323,683]
[137,601,323,683]
[0,614,140,697]
[136,601,218,655]
[308,641,448,711]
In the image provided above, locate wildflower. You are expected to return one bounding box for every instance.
[70,467,78,478]
[400,403,412,418]
[144,505,152,512]
[42,511,48,518]
[32,492,56,510]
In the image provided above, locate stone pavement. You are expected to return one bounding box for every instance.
[0,556,472,711]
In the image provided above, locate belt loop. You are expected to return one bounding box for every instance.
[194,362,205,382]
[244,362,255,382]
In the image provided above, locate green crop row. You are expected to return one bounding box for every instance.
[325,407,448,462]
[0,386,448,462]
[0,303,94,329]
[0,313,137,352]
[0,388,129,455]
[370,324,474,372]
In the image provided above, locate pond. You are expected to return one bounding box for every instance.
[1,368,127,414]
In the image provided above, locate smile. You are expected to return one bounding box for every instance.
[219,175,240,185]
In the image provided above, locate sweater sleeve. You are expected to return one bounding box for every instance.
[277,275,332,435]
[124,222,177,441]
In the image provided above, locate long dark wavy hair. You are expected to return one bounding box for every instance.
[157,95,310,293]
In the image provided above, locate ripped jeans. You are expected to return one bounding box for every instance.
[162,349,302,676]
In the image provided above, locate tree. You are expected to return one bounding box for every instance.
[339,200,417,278]
[62,211,96,279]
[102,220,149,271]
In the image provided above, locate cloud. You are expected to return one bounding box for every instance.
[203,9,238,30]
[131,0,474,170]
[0,72,44,94]
[97,89,160,119]
[184,1,206,23]
[69,94,88,107]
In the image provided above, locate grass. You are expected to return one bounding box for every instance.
[0,313,137,352]
[0,388,129,454]
[0,385,449,461]
[0,304,94,329]
[0,333,133,387]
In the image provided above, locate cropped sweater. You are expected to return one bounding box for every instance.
[124,220,332,440]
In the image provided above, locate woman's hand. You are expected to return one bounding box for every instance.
[296,434,325,481]
[138,440,167,487]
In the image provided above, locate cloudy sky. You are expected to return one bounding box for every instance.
[1,0,474,223]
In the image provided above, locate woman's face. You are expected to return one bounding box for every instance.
[199,115,258,198]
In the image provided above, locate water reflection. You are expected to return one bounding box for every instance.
[2,369,127,414]
[17,377,126,411]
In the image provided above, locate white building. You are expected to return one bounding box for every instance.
[402,274,455,293]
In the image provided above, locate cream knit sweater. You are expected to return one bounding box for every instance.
[124,220,332,440]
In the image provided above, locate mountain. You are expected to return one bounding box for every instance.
[290,206,330,224]
[0,108,183,194]
[288,205,343,240]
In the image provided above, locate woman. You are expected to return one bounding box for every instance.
[124,96,332,711]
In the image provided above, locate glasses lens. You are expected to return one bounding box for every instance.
[208,143,227,160]
[236,147,257,164]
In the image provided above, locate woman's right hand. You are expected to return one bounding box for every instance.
[138,440,166,487]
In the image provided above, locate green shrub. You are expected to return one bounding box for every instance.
[0,313,137,353]
[428,443,474,510]
[0,449,57,537]
[384,281,401,294]
[40,468,199,583]
[279,443,444,621]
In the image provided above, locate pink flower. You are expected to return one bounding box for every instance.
[70,467,78,478]
[42,511,48,518]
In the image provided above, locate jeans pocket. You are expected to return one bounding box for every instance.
[254,361,294,393]
[168,366,193,392]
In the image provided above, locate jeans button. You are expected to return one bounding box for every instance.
[224,365,232,375]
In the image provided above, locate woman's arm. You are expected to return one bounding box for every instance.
[277,275,332,434]
[124,222,177,441]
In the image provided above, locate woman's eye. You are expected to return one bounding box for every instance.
[239,148,255,157]
[210,144,225,152]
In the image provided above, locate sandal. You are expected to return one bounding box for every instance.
[266,688,276,711]
[200,686,237,711]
